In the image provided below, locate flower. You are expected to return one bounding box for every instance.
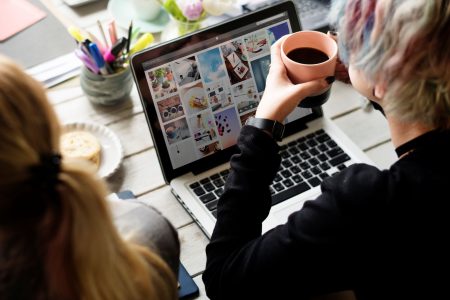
[158,0,234,22]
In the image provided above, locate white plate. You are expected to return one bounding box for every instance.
[108,0,170,33]
[62,122,124,178]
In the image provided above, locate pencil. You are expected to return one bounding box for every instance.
[126,20,133,54]
[97,20,109,48]
[87,31,105,54]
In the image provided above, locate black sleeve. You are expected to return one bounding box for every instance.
[203,126,387,300]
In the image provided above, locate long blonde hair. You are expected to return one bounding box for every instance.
[0,55,177,300]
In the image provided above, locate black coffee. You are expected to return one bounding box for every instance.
[287,47,329,64]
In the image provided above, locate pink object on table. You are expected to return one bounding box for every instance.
[0,0,47,42]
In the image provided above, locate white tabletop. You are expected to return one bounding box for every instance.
[41,1,397,298]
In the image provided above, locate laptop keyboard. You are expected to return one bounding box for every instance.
[188,129,351,218]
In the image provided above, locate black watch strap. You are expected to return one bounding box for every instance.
[245,117,285,141]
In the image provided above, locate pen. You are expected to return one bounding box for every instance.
[75,48,99,74]
[68,26,84,43]
[97,20,109,48]
[87,31,106,54]
[129,33,154,55]
[88,43,109,75]
[126,20,133,54]
[104,37,128,63]
[108,20,118,45]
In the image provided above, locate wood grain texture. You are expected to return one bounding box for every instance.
[178,223,209,276]
[366,141,397,169]
[108,113,154,157]
[333,108,391,151]
[54,87,142,125]
[138,185,194,229]
[323,81,363,118]
[106,148,165,194]
[193,275,209,300]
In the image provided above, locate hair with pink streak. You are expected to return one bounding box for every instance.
[329,0,450,128]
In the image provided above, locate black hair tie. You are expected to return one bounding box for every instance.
[30,153,62,187]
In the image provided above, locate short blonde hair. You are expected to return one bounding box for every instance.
[0,55,177,300]
[330,0,450,128]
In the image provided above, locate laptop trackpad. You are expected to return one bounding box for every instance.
[262,197,307,232]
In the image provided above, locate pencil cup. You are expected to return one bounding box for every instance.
[80,66,133,106]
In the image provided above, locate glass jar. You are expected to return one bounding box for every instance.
[80,66,133,106]
[161,15,205,41]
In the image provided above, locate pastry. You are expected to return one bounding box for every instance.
[60,131,101,169]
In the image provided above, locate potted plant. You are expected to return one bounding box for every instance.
[148,71,155,81]
[166,68,174,81]
[162,80,171,90]
[155,68,166,83]
[152,79,161,91]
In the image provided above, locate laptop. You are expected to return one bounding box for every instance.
[130,0,372,238]
[244,0,331,31]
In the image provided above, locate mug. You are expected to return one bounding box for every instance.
[281,31,338,107]
[130,0,161,21]
[80,66,133,106]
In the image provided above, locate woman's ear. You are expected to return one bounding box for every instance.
[373,82,386,100]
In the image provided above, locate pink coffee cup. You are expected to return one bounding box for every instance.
[281,31,338,107]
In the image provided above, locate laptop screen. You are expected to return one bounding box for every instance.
[131,1,322,182]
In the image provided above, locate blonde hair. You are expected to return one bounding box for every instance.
[0,55,177,300]
[330,0,450,128]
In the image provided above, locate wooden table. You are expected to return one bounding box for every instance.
[43,1,398,298]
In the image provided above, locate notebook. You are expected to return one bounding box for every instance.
[130,0,372,238]
[244,0,331,31]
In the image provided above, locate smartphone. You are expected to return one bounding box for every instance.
[63,0,100,7]
[179,262,200,299]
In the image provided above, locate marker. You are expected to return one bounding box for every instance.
[88,43,108,75]
[104,37,128,63]
[129,33,154,55]
[68,26,84,43]
[75,48,99,73]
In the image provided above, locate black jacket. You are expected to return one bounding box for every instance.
[203,126,450,300]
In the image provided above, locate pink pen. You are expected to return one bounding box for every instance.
[103,37,127,63]
[108,20,117,45]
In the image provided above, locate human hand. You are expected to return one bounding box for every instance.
[327,31,351,84]
[255,36,330,123]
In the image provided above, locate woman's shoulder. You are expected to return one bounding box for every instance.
[110,199,180,275]
[110,198,179,246]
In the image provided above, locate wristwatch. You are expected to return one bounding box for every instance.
[245,117,285,141]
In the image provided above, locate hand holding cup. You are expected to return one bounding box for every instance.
[281,31,337,107]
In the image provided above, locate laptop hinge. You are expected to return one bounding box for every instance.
[192,163,220,175]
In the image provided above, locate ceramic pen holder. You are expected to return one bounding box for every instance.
[80,66,133,106]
